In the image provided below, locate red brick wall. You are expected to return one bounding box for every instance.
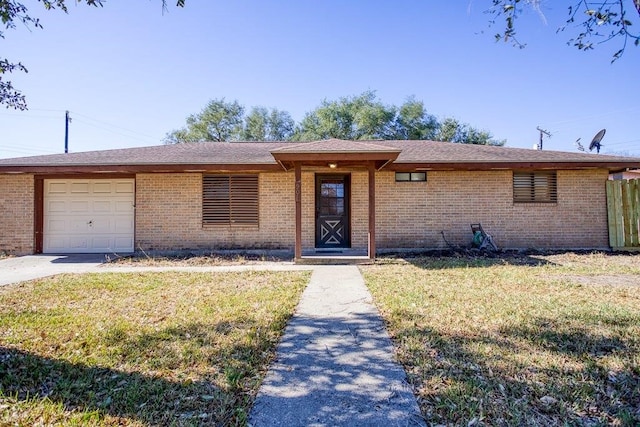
[1,169,610,255]
[0,174,34,255]
[375,169,610,249]
[135,172,295,250]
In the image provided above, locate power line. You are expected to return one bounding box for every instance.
[69,111,159,141]
[545,106,640,127]
[23,108,67,113]
[70,117,159,144]
[605,138,640,147]
[0,109,160,143]
[0,112,60,120]
[0,145,60,155]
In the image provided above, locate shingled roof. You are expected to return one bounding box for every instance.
[0,139,638,173]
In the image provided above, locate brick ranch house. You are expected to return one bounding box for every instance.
[1,139,639,258]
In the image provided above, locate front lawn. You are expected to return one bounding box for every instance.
[362,253,640,426]
[0,270,309,426]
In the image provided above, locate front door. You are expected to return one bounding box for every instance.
[315,175,350,248]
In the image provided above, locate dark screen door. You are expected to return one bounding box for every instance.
[315,175,350,248]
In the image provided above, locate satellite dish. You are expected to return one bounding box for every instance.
[589,129,606,153]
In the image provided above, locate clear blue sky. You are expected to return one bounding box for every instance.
[1,1,638,159]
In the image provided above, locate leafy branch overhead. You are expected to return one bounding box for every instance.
[165,93,506,145]
[489,0,640,61]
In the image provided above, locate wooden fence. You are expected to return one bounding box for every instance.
[606,179,640,250]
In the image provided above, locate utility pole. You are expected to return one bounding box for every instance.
[64,110,71,153]
[536,126,551,150]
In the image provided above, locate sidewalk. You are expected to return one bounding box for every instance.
[249,265,425,426]
[0,255,311,287]
[0,254,105,286]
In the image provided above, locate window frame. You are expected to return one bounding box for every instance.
[202,174,259,226]
[395,172,427,182]
[513,171,558,203]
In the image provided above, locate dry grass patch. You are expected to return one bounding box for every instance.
[0,270,309,426]
[362,253,640,426]
[108,252,291,266]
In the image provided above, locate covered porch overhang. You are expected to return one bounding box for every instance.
[271,152,399,172]
[270,143,401,261]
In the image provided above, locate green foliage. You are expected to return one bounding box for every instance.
[294,91,396,141]
[394,96,439,140]
[167,92,505,145]
[436,117,505,146]
[0,59,27,110]
[488,0,639,61]
[165,98,244,143]
[295,92,501,144]
[242,106,295,141]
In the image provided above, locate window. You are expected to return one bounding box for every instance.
[513,171,557,203]
[320,180,345,215]
[395,172,427,182]
[202,174,259,225]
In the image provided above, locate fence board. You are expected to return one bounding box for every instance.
[607,179,640,249]
[622,180,632,245]
[606,182,618,247]
[615,181,625,247]
[631,179,640,247]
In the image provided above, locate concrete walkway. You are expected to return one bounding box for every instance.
[0,254,106,286]
[0,255,310,287]
[249,265,425,427]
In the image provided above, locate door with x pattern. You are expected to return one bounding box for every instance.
[315,175,350,248]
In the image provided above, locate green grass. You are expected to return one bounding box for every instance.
[0,270,309,426]
[362,252,640,426]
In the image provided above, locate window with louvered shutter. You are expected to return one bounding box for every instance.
[203,175,259,225]
[513,171,557,203]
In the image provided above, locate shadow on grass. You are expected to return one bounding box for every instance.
[500,317,630,357]
[1,346,225,425]
[391,309,640,426]
[0,319,285,425]
[392,249,640,271]
[393,252,558,270]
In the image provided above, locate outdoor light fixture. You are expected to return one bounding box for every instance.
[328,163,338,169]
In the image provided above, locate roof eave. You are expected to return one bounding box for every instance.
[0,163,283,174]
[391,161,640,172]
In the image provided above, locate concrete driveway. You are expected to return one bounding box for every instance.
[0,254,107,286]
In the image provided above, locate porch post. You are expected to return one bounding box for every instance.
[294,162,302,260]
[368,161,376,259]
[34,177,44,254]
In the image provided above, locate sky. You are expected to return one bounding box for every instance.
[1,1,639,159]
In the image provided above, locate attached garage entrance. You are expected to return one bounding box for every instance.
[43,178,135,253]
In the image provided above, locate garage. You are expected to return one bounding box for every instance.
[43,179,135,253]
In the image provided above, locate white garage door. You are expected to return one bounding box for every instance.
[44,179,135,253]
